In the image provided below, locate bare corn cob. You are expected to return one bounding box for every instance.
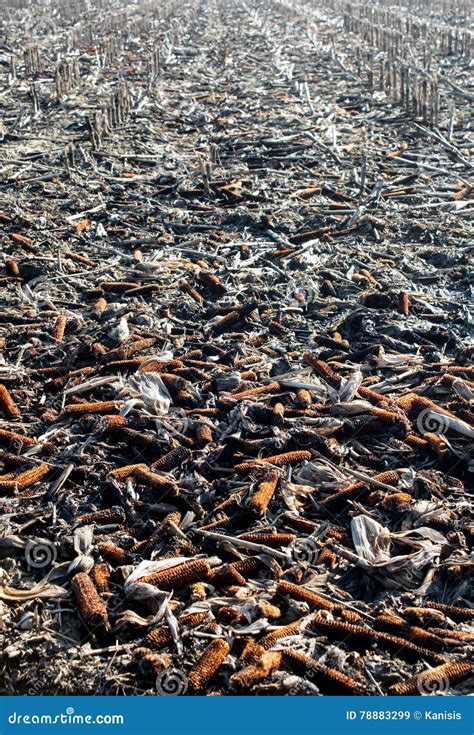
[188,639,230,692]
[425,602,474,622]
[103,338,156,363]
[388,662,472,696]
[248,471,279,514]
[63,401,120,415]
[231,651,281,689]
[235,451,310,473]
[259,619,306,649]
[398,291,410,316]
[152,446,191,472]
[230,382,280,401]
[373,614,444,651]
[179,279,204,304]
[0,384,21,418]
[90,562,110,593]
[282,649,361,695]
[195,423,213,447]
[53,313,67,342]
[374,631,444,664]
[102,415,128,430]
[141,559,210,591]
[132,511,181,555]
[71,572,109,629]
[108,463,145,479]
[93,297,107,313]
[133,466,178,495]
[198,270,226,293]
[132,647,170,677]
[98,542,130,566]
[428,629,474,642]
[276,580,360,621]
[0,463,50,491]
[322,470,399,510]
[145,611,208,650]
[76,506,126,527]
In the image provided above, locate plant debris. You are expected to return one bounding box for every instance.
[0,0,472,697]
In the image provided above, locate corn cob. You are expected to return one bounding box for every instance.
[428,628,474,642]
[93,297,107,313]
[141,559,211,590]
[211,557,265,586]
[188,639,230,692]
[131,511,181,555]
[132,647,170,677]
[198,270,226,293]
[239,640,266,664]
[195,423,213,447]
[230,382,280,401]
[236,451,311,474]
[318,546,338,567]
[0,384,21,418]
[296,388,312,408]
[71,572,109,629]
[425,602,474,622]
[373,614,444,651]
[103,357,147,372]
[231,651,281,689]
[398,291,410,316]
[5,259,21,277]
[310,616,376,647]
[98,542,130,566]
[152,447,191,473]
[282,649,361,694]
[101,415,128,430]
[259,619,306,649]
[100,281,136,292]
[90,562,110,593]
[133,466,178,495]
[0,463,50,491]
[405,433,429,448]
[179,279,204,304]
[76,506,126,527]
[402,607,446,626]
[374,631,444,664]
[322,470,399,510]
[145,610,209,650]
[388,662,472,696]
[303,353,341,387]
[53,313,67,342]
[108,463,145,479]
[248,471,279,514]
[63,401,120,415]
[103,338,156,363]
[276,580,360,622]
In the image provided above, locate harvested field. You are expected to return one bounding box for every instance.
[0,0,473,697]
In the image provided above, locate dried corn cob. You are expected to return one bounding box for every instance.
[108,463,145,479]
[179,279,204,304]
[428,629,474,642]
[98,542,130,566]
[296,388,312,408]
[0,384,20,418]
[425,602,474,622]
[93,297,107,313]
[132,647,170,677]
[248,471,279,514]
[195,423,213,447]
[402,607,446,626]
[5,259,20,277]
[231,651,281,690]
[103,338,156,363]
[198,270,226,294]
[236,451,311,473]
[152,446,191,473]
[76,506,126,527]
[259,619,306,649]
[141,559,211,591]
[303,353,341,387]
[101,415,128,430]
[53,313,67,342]
[282,650,361,695]
[145,611,209,650]
[188,638,230,692]
[132,511,181,555]
[373,614,444,651]
[398,291,410,316]
[230,382,280,401]
[63,401,120,415]
[71,572,109,629]
[374,631,444,664]
[90,562,110,593]
[133,466,178,495]
[276,580,360,621]
[0,463,50,491]
[388,662,472,696]
[322,470,399,510]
